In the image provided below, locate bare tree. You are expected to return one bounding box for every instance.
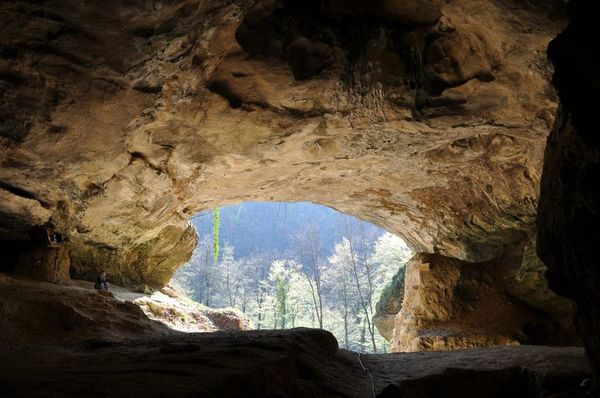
[247,255,271,328]
[220,244,243,308]
[294,223,325,329]
[202,245,215,306]
[326,241,353,349]
[343,220,378,352]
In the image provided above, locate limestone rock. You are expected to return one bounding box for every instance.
[378,238,577,347]
[160,285,179,298]
[132,290,251,333]
[391,249,578,352]
[0,273,171,344]
[0,330,591,397]
[505,240,575,332]
[15,244,70,284]
[137,284,152,294]
[204,308,251,331]
[0,0,565,286]
[0,274,592,397]
[0,188,51,229]
[285,37,335,80]
[425,10,500,93]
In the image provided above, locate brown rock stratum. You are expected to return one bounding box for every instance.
[4,0,598,388]
[391,248,577,352]
[0,0,565,286]
[0,274,591,398]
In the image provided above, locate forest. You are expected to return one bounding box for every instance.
[173,202,412,353]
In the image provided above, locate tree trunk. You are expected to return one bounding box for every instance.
[347,235,377,352]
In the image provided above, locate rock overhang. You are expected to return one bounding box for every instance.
[0,0,566,285]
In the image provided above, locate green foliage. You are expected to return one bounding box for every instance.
[213,208,220,264]
[376,267,406,315]
[173,217,412,353]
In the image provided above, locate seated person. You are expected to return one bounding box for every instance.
[94,271,110,291]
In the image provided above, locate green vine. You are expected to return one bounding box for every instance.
[213,207,220,264]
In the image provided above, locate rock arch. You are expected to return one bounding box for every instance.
[0,0,562,287]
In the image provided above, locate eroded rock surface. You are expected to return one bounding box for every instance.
[132,289,251,333]
[0,269,592,397]
[0,272,251,344]
[0,0,566,284]
[0,273,173,344]
[14,242,71,284]
[0,328,591,398]
[0,274,591,397]
[390,249,577,352]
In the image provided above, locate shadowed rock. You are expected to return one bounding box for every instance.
[0,275,591,397]
[538,0,600,388]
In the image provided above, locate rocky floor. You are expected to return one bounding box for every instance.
[0,274,593,397]
[0,272,250,342]
[129,289,251,333]
[0,333,592,398]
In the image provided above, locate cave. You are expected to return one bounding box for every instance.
[0,0,598,396]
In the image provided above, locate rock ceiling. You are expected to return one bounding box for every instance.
[0,0,565,284]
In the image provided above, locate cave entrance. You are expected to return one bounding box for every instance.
[158,201,412,353]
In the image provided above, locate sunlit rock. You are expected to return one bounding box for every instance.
[0,0,565,285]
[391,249,578,352]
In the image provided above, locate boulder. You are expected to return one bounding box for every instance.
[137,284,152,294]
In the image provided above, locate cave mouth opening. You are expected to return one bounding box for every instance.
[154,201,412,353]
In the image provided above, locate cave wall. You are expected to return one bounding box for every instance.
[14,243,71,284]
[0,0,566,287]
[390,244,577,352]
[537,0,600,383]
[375,237,577,346]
